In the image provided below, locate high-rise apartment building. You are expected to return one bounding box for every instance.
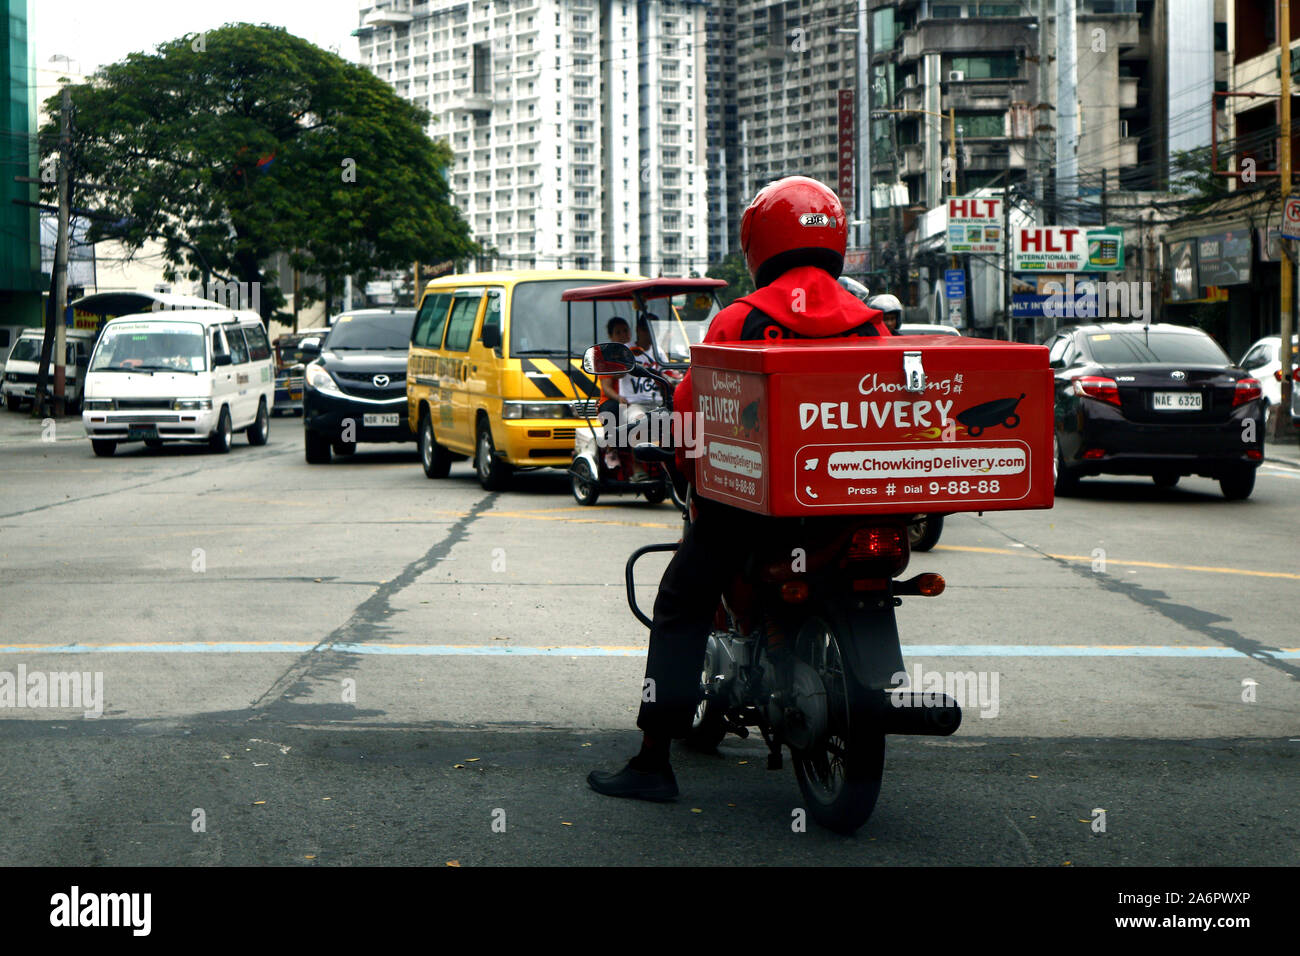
[704,3,741,261]
[732,1,865,230]
[356,0,708,276]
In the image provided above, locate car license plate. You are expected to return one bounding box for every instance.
[1153,392,1201,411]
[127,424,158,440]
[363,413,399,427]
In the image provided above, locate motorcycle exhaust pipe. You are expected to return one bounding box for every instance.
[876,691,963,736]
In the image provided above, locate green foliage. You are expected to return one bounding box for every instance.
[42,23,477,318]
[705,253,754,307]
[1169,146,1232,211]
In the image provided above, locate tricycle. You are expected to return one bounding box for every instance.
[560,277,725,506]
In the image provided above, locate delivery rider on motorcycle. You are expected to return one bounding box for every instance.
[588,176,889,801]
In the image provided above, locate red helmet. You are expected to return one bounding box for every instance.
[740,176,848,287]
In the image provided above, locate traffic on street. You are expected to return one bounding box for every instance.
[2,407,1296,867]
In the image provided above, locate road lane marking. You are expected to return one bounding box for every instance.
[0,642,1295,659]
[935,544,1300,581]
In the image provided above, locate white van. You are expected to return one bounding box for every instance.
[3,328,97,412]
[81,309,274,456]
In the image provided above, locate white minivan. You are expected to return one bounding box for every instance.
[82,309,275,457]
[3,328,97,412]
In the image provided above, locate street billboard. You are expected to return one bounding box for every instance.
[1013,227,1125,272]
[1196,230,1251,286]
[837,89,854,213]
[945,195,1003,254]
[1168,239,1199,302]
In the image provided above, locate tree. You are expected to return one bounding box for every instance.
[42,23,477,322]
[1169,146,1233,212]
[706,253,754,307]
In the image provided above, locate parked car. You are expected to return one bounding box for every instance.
[272,329,326,416]
[303,308,416,463]
[1047,323,1265,499]
[1238,334,1299,427]
[81,308,274,456]
[3,328,96,412]
[898,323,961,336]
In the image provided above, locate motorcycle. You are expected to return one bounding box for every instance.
[570,401,673,506]
[584,342,963,835]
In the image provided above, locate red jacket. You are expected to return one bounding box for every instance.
[675,265,888,474]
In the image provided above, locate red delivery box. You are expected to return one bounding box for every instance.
[690,336,1055,517]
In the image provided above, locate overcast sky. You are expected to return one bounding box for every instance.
[32,0,363,93]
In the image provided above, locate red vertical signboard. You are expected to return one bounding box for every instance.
[837,89,854,213]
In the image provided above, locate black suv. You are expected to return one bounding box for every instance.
[303,309,416,463]
[1047,323,1265,499]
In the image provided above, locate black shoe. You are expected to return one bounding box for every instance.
[587,761,679,802]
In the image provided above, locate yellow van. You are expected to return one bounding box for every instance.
[408,269,644,489]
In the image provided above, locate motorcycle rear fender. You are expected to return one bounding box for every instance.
[817,598,905,691]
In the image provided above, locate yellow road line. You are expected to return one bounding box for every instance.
[935,544,1300,580]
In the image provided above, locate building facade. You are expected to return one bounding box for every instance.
[731,1,865,246]
[1,0,44,330]
[356,0,709,276]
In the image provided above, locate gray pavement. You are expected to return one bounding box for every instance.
[0,408,1296,865]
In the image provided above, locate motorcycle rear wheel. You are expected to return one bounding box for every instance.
[684,634,728,753]
[790,617,885,834]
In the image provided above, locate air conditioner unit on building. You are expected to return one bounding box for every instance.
[947,70,965,82]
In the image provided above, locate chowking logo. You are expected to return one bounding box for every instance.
[799,213,835,227]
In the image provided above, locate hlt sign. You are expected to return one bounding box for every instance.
[947,197,1001,224]
[1014,227,1088,270]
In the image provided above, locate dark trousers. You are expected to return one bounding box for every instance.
[637,497,767,739]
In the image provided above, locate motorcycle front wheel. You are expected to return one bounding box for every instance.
[571,458,600,506]
[790,616,885,834]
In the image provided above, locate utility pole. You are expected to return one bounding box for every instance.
[1033,0,1051,218]
[1056,0,1078,226]
[1280,0,1295,440]
[857,0,870,257]
[1004,184,1014,341]
[52,85,73,416]
[889,113,904,297]
[948,108,961,326]
[1100,167,1107,227]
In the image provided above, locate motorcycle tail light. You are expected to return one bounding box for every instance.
[1073,375,1121,406]
[851,578,888,592]
[1233,378,1262,406]
[780,582,809,603]
[1275,369,1285,382]
[845,526,908,575]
